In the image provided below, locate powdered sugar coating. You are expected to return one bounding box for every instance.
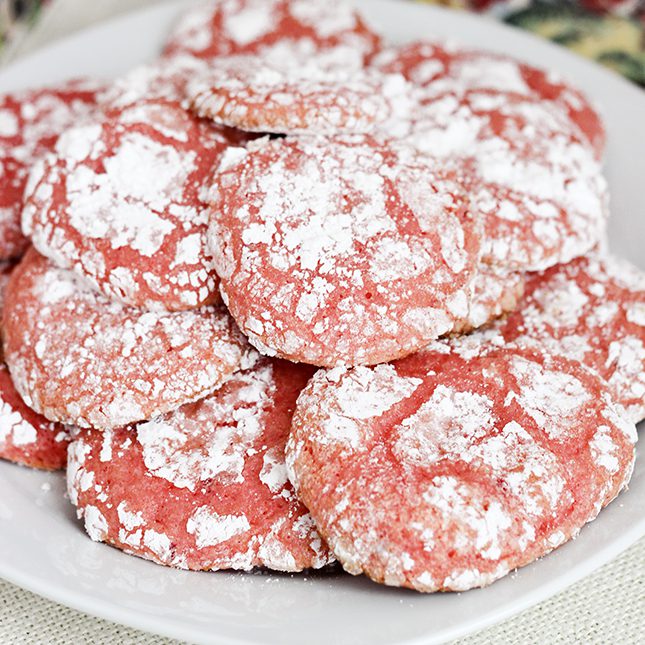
[373,42,604,159]
[162,0,380,70]
[287,347,635,592]
[97,56,255,149]
[374,42,608,271]
[98,59,258,148]
[0,363,69,470]
[188,55,413,136]
[456,267,525,334]
[496,254,645,423]
[0,263,69,469]
[22,100,232,311]
[0,79,103,261]
[2,249,246,429]
[67,356,333,572]
[207,135,481,366]
[99,55,212,109]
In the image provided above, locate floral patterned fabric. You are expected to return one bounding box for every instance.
[418,0,645,85]
[0,0,49,55]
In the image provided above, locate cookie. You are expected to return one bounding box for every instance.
[162,0,381,70]
[188,55,412,136]
[0,79,102,261]
[0,261,12,340]
[0,364,69,470]
[2,249,246,430]
[0,262,69,470]
[207,135,481,367]
[373,42,604,159]
[374,43,608,272]
[497,254,645,423]
[22,100,232,311]
[286,347,636,592]
[67,356,333,572]
[415,97,605,272]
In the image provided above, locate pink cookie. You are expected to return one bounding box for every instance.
[374,42,608,272]
[162,0,381,69]
[0,79,102,261]
[0,364,69,470]
[0,261,69,470]
[207,135,481,366]
[2,249,247,430]
[188,55,412,135]
[68,356,333,572]
[0,261,12,339]
[287,347,636,592]
[22,100,232,311]
[497,254,645,423]
[373,42,604,159]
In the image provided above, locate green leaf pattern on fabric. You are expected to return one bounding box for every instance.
[0,0,47,54]
[417,0,645,86]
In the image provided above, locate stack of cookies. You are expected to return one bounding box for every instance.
[0,0,643,593]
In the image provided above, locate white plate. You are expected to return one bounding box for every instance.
[0,2,644,644]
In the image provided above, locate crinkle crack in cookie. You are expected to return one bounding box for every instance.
[162,0,381,69]
[188,55,413,136]
[495,254,645,423]
[456,267,525,334]
[287,347,636,592]
[22,100,232,311]
[68,356,333,572]
[0,79,102,261]
[374,42,608,272]
[0,262,69,470]
[2,249,247,430]
[208,136,481,367]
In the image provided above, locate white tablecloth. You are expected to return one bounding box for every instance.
[1,1,643,643]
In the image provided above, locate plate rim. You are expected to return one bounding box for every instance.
[2,504,644,645]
